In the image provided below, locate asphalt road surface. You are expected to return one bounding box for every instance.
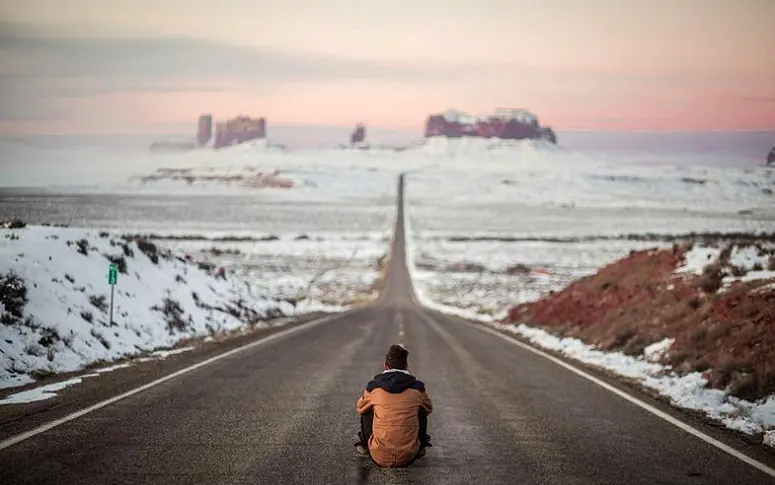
[1,174,774,484]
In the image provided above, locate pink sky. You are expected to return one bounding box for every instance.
[1,0,774,134]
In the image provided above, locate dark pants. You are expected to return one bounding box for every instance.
[359,409,430,448]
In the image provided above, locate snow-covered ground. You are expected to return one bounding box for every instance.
[0,346,185,404]
[3,137,773,245]
[677,242,775,289]
[408,255,775,450]
[158,233,386,307]
[0,226,356,391]
[403,195,775,448]
[2,137,774,220]
[410,236,672,317]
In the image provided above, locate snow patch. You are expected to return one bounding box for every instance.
[729,245,769,270]
[677,246,721,275]
[0,377,90,404]
[722,244,775,288]
[677,243,775,290]
[643,338,674,362]
[150,346,195,359]
[0,374,35,390]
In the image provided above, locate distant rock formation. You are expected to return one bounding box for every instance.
[213,115,267,149]
[350,123,366,144]
[768,147,774,166]
[424,108,556,144]
[197,114,213,146]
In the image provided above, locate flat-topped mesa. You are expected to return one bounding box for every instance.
[424,108,556,144]
[213,115,267,149]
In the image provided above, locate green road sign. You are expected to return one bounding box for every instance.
[108,264,118,285]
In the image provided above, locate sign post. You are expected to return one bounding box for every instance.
[108,264,118,325]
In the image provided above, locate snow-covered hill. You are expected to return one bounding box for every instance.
[0,225,337,389]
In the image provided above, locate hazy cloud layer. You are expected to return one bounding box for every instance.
[0,22,466,83]
[0,22,474,123]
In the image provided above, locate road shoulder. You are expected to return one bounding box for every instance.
[425,309,775,472]
[0,310,349,442]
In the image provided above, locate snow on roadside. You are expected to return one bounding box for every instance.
[498,324,774,440]
[93,363,131,373]
[149,346,196,359]
[415,292,775,447]
[0,376,94,404]
[411,280,775,447]
[0,347,198,404]
[415,273,775,449]
[676,243,775,290]
[0,226,341,390]
[643,338,674,363]
[404,195,775,447]
[403,180,497,321]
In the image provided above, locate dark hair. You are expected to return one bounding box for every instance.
[385,344,409,370]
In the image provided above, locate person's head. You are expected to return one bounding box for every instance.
[384,344,409,371]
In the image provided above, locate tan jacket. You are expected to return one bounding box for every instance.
[356,369,433,467]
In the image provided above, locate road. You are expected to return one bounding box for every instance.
[1,174,774,484]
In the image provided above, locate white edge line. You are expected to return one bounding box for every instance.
[453,315,775,479]
[0,310,356,452]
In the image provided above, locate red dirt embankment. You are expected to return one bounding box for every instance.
[505,243,775,402]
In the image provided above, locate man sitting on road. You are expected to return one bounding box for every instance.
[354,344,433,467]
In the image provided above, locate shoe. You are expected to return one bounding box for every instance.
[354,443,369,457]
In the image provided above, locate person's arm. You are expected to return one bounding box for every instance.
[355,389,374,415]
[420,391,433,414]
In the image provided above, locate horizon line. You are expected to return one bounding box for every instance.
[3,126,774,137]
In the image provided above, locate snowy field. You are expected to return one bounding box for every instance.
[400,139,773,323]
[158,234,387,308]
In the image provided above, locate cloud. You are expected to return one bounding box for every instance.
[0,22,461,87]
[0,21,474,124]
